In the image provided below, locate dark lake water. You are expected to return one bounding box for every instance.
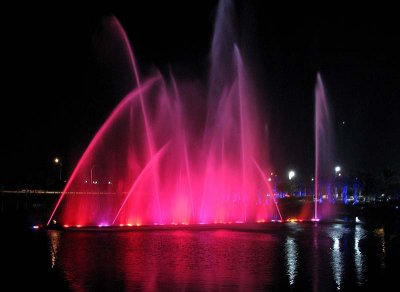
[2,222,399,291]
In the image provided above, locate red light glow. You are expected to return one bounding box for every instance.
[47,6,282,228]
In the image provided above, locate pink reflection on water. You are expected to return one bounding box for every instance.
[52,230,279,291]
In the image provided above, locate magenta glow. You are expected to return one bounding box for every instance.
[48,1,278,226]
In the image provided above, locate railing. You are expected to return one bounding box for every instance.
[0,190,126,196]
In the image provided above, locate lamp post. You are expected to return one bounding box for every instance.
[335,166,342,178]
[54,157,62,181]
[334,165,342,201]
[90,165,95,184]
[287,170,296,196]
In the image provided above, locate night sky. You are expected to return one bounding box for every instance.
[1,1,399,187]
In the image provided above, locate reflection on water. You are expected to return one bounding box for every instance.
[48,230,61,269]
[354,225,366,285]
[44,224,393,291]
[328,225,346,290]
[332,236,343,290]
[374,227,386,270]
[312,224,319,292]
[285,236,298,285]
[49,230,280,291]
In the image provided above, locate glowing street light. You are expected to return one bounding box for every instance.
[54,157,62,181]
[288,170,295,180]
[335,166,342,178]
[91,165,96,184]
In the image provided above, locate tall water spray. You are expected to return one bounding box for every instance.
[48,0,278,226]
[314,73,333,220]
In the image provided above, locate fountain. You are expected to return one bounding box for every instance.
[314,73,334,220]
[47,0,279,227]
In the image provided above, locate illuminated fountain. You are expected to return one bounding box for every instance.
[313,73,334,220]
[47,0,280,227]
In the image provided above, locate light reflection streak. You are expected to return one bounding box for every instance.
[329,225,345,290]
[354,224,366,285]
[374,227,386,270]
[332,237,342,290]
[49,231,61,269]
[312,225,319,292]
[285,236,298,285]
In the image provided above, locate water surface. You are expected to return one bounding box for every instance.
[3,223,399,291]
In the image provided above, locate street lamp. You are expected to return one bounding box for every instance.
[288,170,295,180]
[54,157,62,181]
[335,166,341,177]
[90,165,96,184]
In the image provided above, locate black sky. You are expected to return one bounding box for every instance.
[1,1,399,187]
